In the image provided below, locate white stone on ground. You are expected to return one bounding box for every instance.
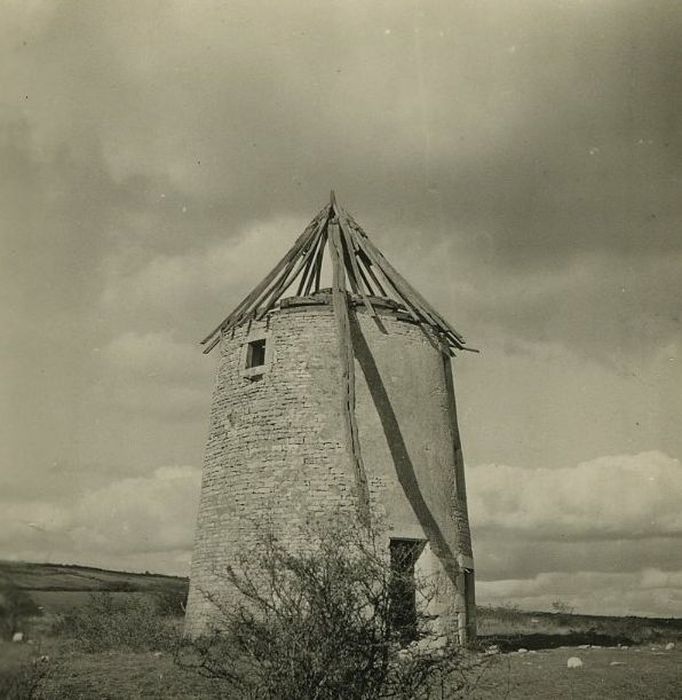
[567,657,583,669]
[665,642,675,650]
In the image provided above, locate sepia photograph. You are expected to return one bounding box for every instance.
[1,1,681,697]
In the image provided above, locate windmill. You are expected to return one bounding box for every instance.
[186,192,477,643]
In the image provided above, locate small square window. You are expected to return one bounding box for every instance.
[241,334,271,380]
[246,338,267,369]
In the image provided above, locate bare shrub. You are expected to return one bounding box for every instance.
[489,601,522,622]
[551,599,575,616]
[179,519,485,699]
[56,593,178,653]
[0,582,41,640]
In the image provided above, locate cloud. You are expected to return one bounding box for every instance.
[456,253,682,362]
[477,569,682,618]
[103,332,203,378]
[0,465,201,575]
[469,451,682,540]
[468,451,682,616]
[5,0,682,261]
[70,466,200,555]
[68,331,214,427]
[2,450,682,614]
[472,536,682,582]
[100,215,308,332]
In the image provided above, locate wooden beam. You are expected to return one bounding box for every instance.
[336,209,465,350]
[241,215,328,324]
[354,226,466,347]
[201,204,329,347]
[311,229,327,293]
[360,252,387,297]
[354,253,376,296]
[202,334,222,354]
[297,224,326,296]
[340,208,388,297]
[340,233,360,295]
[352,218,465,343]
[329,219,371,526]
[255,225,325,319]
[338,215,379,321]
[351,228,423,326]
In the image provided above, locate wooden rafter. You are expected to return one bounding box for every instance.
[328,218,371,526]
[200,205,330,352]
[200,192,474,354]
[338,214,378,321]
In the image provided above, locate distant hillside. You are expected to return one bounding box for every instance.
[477,604,682,649]
[0,560,188,593]
[4,561,681,648]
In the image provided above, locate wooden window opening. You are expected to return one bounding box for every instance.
[246,338,267,369]
[389,538,424,642]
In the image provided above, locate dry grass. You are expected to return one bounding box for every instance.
[38,650,227,700]
[0,561,186,594]
[472,644,682,700]
[3,562,682,698]
[2,641,680,699]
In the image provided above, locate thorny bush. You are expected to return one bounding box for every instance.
[178,518,487,699]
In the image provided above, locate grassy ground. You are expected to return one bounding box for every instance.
[472,645,681,699]
[3,641,680,699]
[2,563,682,698]
[30,590,155,615]
[0,561,186,594]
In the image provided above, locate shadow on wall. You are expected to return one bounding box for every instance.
[349,313,459,586]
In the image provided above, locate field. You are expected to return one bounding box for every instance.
[1,561,681,698]
[3,640,680,699]
[0,561,186,593]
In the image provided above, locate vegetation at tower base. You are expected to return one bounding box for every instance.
[3,558,682,698]
[178,518,487,700]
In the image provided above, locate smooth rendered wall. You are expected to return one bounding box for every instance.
[184,301,473,638]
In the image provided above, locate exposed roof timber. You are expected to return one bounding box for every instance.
[328,217,371,524]
[199,205,329,353]
[200,192,475,354]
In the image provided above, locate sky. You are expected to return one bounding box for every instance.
[1,0,681,618]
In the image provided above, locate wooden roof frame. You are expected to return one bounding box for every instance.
[200,191,474,355]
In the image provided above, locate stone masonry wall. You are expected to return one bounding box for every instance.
[184,300,474,638]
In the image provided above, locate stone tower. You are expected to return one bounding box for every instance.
[185,193,476,643]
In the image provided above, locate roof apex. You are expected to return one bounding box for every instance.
[200,196,473,355]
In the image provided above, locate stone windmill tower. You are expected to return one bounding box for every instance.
[185,193,476,643]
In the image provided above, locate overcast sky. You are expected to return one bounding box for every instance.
[1,0,681,617]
